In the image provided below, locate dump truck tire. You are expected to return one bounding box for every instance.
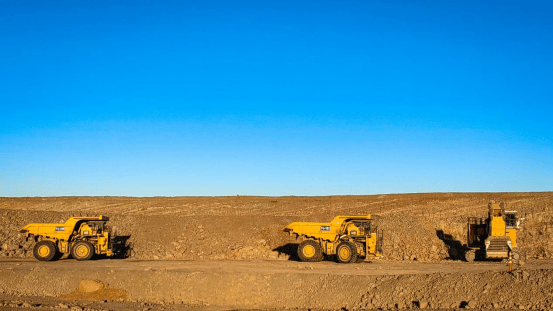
[298,240,323,262]
[33,241,57,261]
[317,251,325,262]
[336,241,357,263]
[71,241,94,261]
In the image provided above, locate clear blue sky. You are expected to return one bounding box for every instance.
[1,0,552,196]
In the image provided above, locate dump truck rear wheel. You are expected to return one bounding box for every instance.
[336,241,357,263]
[298,240,323,262]
[317,251,325,262]
[71,241,94,261]
[33,241,57,261]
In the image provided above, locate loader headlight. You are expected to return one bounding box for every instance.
[485,241,490,249]
[507,241,512,248]
[350,231,357,236]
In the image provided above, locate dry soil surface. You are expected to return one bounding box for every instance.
[1,258,553,310]
[1,193,553,310]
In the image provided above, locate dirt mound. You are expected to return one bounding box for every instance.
[59,279,127,302]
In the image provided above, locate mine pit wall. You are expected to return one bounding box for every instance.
[1,193,553,262]
[1,267,552,309]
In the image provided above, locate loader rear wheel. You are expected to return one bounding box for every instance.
[298,240,323,262]
[71,241,94,261]
[336,241,357,263]
[33,241,57,261]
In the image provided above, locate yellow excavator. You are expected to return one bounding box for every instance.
[284,215,383,263]
[466,202,521,262]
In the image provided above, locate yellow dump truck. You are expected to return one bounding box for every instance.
[20,216,114,261]
[284,215,383,263]
[466,202,520,262]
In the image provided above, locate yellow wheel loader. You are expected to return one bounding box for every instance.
[283,215,383,263]
[466,202,521,262]
[19,216,115,261]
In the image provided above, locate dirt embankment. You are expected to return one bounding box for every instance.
[1,193,553,310]
[1,193,552,262]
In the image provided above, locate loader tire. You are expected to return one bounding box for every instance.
[33,241,58,262]
[336,241,357,263]
[298,240,323,262]
[71,241,94,261]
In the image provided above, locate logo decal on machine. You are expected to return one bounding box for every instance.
[55,227,65,231]
[320,226,330,231]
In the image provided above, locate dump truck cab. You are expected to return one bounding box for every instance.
[284,215,383,263]
[20,216,114,261]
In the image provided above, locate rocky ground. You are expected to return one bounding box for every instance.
[1,192,552,310]
[1,259,553,310]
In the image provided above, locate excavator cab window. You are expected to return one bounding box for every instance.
[505,213,517,228]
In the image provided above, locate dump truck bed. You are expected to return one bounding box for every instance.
[20,216,109,240]
[284,215,372,241]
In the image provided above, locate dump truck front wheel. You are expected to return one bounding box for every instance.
[33,241,58,261]
[336,241,357,263]
[298,240,323,262]
[71,241,94,261]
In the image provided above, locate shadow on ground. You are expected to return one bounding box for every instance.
[436,230,469,261]
[111,235,133,259]
[94,235,133,260]
[272,243,300,261]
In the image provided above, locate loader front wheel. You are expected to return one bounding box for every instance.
[336,241,357,263]
[71,241,94,261]
[298,240,323,262]
[33,241,57,261]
